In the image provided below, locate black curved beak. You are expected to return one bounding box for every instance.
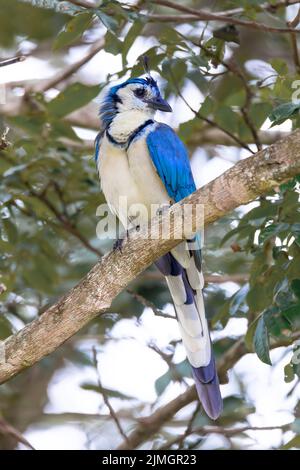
[145,96,172,112]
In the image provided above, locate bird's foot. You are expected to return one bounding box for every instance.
[113,230,129,252]
[156,202,172,216]
[113,238,124,252]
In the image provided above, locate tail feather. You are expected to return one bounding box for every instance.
[155,245,223,420]
[192,356,223,420]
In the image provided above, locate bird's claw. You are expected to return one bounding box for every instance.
[113,230,129,252]
[113,238,124,252]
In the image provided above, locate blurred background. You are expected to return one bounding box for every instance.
[1,0,300,450]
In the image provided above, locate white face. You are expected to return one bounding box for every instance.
[116,83,158,115]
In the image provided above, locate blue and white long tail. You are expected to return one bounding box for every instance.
[155,239,222,420]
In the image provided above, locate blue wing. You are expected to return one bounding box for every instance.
[147,122,202,267]
[146,123,196,203]
[94,131,104,164]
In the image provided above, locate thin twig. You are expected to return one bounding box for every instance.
[27,182,102,257]
[126,288,175,319]
[147,1,300,22]
[196,41,262,151]
[139,271,249,284]
[160,424,288,449]
[168,66,253,153]
[63,0,96,8]
[152,0,300,34]
[0,127,10,151]
[161,403,201,450]
[92,347,130,446]
[0,56,26,68]
[0,418,35,450]
[287,7,300,73]
[35,38,104,92]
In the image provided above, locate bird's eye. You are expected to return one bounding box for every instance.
[134,88,145,98]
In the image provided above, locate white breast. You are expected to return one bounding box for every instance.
[127,131,170,210]
[98,124,170,229]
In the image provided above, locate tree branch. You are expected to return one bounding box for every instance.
[0,417,35,450]
[159,424,288,449]
[152,0,300,34]
[147,1,300,23]
[34,38,105,92]
[0,56,26,68]
[1,128,300,386]
[140,271,249,285]
[65,0,96,8]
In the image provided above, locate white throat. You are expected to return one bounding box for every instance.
[108,109,154,143]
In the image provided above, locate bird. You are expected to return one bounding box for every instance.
[95,69,223,420]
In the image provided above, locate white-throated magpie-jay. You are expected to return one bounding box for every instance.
[95,73,222,419]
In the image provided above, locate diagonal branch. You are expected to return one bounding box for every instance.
[152,0,300,34]
[147,1,300,23]
[0,56,26,68]
[34,38,105,92]
[1,128,300,387]
[0,417,35,450]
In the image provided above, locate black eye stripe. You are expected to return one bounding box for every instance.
[134,88,146,97]
[114,95,122,104]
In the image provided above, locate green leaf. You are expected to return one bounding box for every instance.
[104,30,122,55]
[155,359,192,396]
[0,316,13,340]
[281,303,300,326]
[292,418,300,433]
[291,279,300,299]
[220,224,250,246]
[162,58,187,89]
[229,284,250,316]
[2,219,18,243]
[122,20,144,66]
[81,382,135,400]
[281,435,300,449]
[53,12,93,50]
[49,119,81,141]
[221,396,255,421]
[213,24,240,44]
[95,11,118,31]
[155,370,172,396]
[47,83,101,118]
[215,106,239,135]
[249,102,273,129]
[8,114,45,136]
[245,312,263,351]
[199,96,214,117]
[270,58,288,76]
[269,102,300,127]
[284,363,295,383]
[258,223,290,244]
[253,315,272,365]
[242,201,277,222]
